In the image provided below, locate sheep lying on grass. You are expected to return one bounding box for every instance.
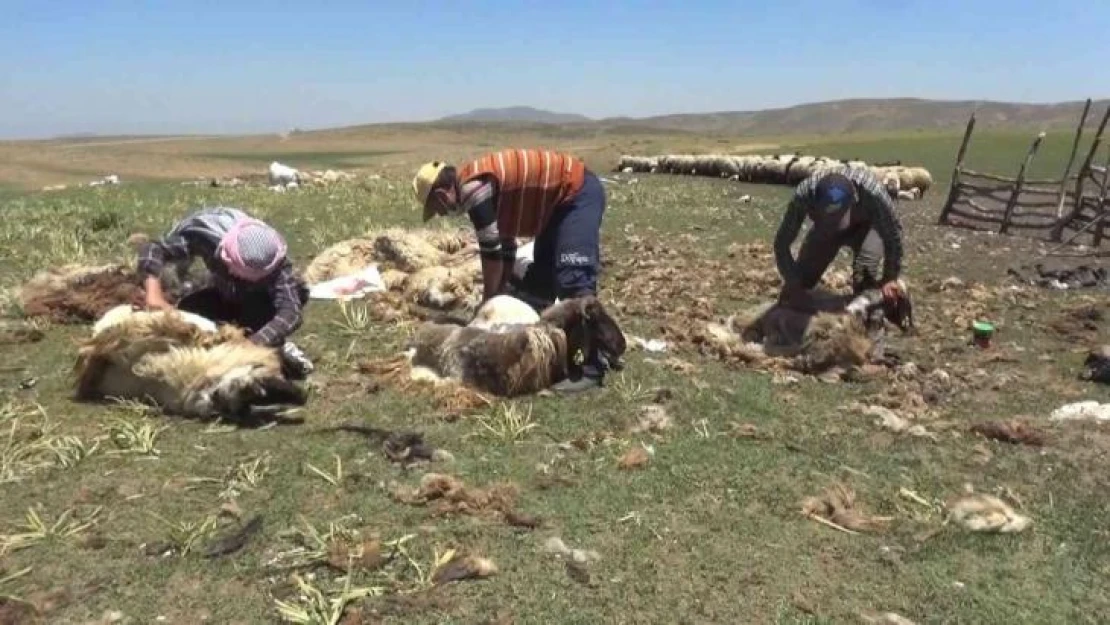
[74,305,307,421]
[697,286,910,374]
[364,295,627,398]
[467,294,541,331]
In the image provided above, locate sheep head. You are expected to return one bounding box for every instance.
[541,296,627,376]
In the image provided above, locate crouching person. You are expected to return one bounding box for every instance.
[413,149,610,394]
[136,206,314,379]
[773,167,908,356]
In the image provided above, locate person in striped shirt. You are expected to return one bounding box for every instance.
[412,149,610,394]
[136,206,314,379]
[773,166,906,311]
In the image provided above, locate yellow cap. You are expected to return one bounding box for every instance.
[413,161,448,221]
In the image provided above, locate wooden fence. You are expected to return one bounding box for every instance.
[937,99,1110,247]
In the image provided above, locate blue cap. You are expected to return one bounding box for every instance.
[815,174,854,214]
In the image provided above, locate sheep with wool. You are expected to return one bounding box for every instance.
[402,295,626,397]
[74,305,307,420]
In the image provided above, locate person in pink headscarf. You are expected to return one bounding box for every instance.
[136,207,314,378]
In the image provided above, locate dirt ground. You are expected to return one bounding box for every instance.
[0,128,1108,624]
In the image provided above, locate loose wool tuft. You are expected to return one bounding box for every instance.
[74,306,306,419]
[19,263,191,323]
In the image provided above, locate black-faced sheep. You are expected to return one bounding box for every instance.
[402,295,626,397]
[74,305,307,420]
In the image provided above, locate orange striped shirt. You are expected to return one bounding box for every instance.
[457,149,587,238]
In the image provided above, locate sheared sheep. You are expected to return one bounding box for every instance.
[468,294,541,331]
[74,305,306,420]
[403,296,626,397]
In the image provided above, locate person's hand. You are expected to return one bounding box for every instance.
[880,280,903,303]
[145,293,173,311]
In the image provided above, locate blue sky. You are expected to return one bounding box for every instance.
[1,0,1107,139]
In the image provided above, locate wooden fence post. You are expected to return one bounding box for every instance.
[1055,98,1092,217]
[1053,105,1110,241]
[1000,132,1046,234]
[1093,157,1110,247]
[938,112,977,225]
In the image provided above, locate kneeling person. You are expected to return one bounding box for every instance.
[136,206,314,378]
[774,166,906,310]
[412,149,609,394]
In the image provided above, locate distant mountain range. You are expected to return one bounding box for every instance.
[439,106,592,124]
[437,98,1109,135]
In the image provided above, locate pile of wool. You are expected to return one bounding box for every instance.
[304,227,480,311]
[19,263,189,323]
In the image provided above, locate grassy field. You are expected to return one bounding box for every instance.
[0,128,1109,625]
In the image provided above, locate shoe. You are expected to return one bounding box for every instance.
[281,342,314,380]
[551,376,602,395]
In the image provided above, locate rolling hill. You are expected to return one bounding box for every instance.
[439,106,592,124]
[434,98,1108,136]
[614,98,1108,136]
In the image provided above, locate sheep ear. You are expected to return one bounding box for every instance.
[578,296,601,320]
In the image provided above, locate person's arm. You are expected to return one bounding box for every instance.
[860,176,905,284]
[136,231,191,310]
[251,265,304,347]
[464,181,510,302]
[773,196,807,288]
[494,238,518,295]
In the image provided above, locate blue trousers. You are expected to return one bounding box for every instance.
[511,171,607,379]
[515,170,606,304]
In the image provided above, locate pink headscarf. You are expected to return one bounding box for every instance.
[216,217,288,282]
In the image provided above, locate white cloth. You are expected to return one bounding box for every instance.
[308,266,386,300]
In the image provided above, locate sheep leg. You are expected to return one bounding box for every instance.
[206,368,307,420]
[252,377,309,407]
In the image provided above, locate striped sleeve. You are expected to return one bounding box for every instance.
[848,168,904,281]
[462,179,509,260]
[773,195,808,285]
[137,231,191,278]
[250,264,304,347]
[774,176,820,285]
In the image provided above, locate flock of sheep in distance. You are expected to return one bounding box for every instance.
[615,153,935,200]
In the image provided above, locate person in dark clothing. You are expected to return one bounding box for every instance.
[774,166,906,312]
[136,206,314,379]
[413,149,610,394]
